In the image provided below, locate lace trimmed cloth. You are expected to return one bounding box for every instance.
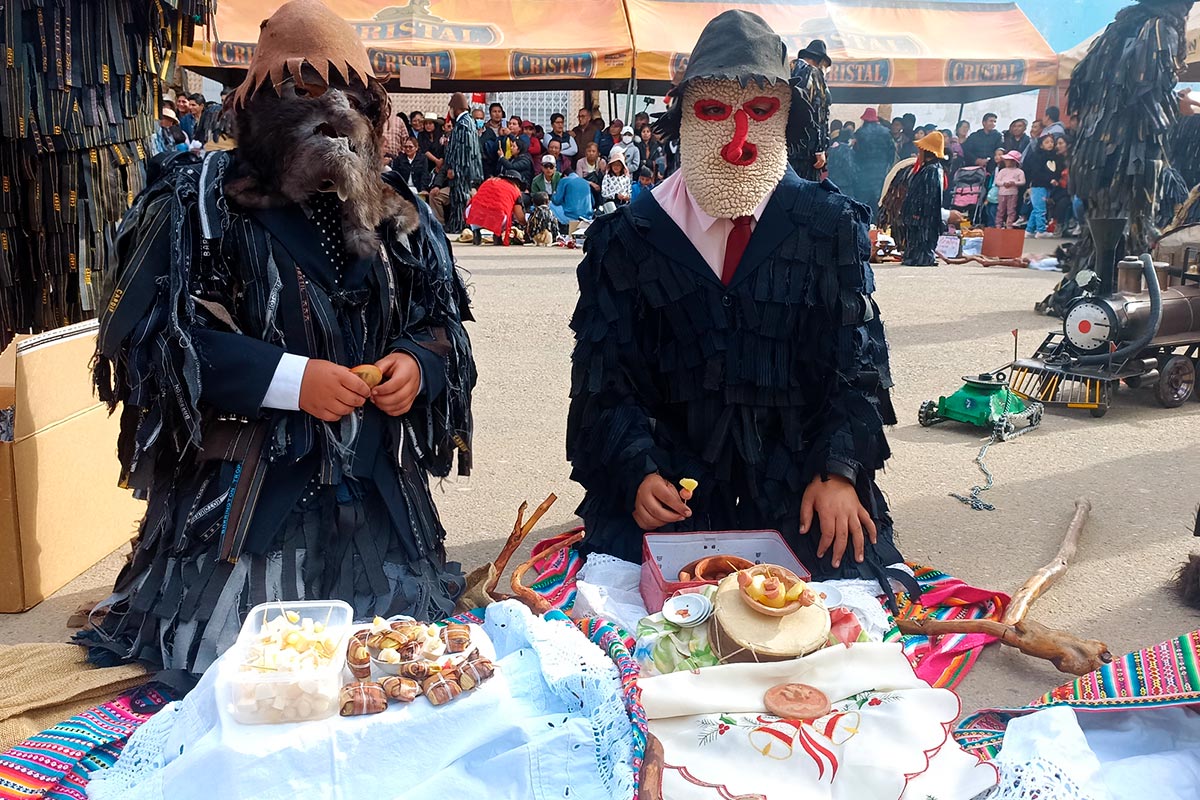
[88,601,637,800]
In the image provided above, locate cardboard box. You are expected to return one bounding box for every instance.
[981,227,1025,259]
[0,321,146,612]
[640,530,810,613]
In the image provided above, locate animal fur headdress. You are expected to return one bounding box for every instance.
[225,0,416,257]
[229,0,387,126]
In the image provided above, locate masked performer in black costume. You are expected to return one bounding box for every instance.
[83,0,475,676]
[787,39,832,181]
[1068,0,1194,271]
[897,132,950,267]
[567,11,917,607]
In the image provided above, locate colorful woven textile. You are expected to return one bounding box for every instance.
[577,615,648,793]
[525,530,585,613]
[954,629,1200,760]
[0,686,173,800]
[882,563,1010,690]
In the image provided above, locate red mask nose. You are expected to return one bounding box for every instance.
[721,109,759,166]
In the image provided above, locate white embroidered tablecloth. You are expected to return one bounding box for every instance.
[640,642,999,800]
[87,601,636,800]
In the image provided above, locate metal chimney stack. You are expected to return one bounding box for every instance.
[1087,216,1128,297]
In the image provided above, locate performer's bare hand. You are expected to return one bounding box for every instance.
[299,360,370,422]
[946,210,964,226]
[371,351,422,416]
[813,152,827,170]
[633,473,692,531]
[799,475,877,568]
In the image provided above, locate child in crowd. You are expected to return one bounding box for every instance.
[995,150,1026,228]
[630,167,655,202]
[983,148,1003,226]
[526,191,558,246]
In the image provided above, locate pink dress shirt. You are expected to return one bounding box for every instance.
[650,171,774,279]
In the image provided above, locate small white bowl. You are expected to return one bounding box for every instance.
[805,582,843,608]
[662,593,713,627]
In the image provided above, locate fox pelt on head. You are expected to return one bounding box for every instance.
[1175,506,1200,610]
[221,0,418,258]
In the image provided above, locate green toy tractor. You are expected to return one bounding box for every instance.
[919,372,1044,441]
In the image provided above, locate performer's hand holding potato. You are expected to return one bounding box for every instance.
[300,360,371,421]
[633,473,692,531]
[371,352,422,416]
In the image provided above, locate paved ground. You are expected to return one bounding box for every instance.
[3,238,1198,719]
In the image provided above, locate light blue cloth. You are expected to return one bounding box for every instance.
[88,601,637,800]
[551,172,594,224]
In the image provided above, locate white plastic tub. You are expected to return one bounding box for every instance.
[222,600,353,725]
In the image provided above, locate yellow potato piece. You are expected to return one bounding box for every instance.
[351,364,383,389]
[679,478,699,493]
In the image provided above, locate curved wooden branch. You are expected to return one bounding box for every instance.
[456,494,559,613]
[509,531,585,615]
[896,497,1112,676]
[896,616,1113,676]
[1003,498,1091,625]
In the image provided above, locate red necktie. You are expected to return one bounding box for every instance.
[721,216,753,286]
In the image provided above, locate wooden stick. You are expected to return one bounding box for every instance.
[639,733,666,800]
[897,617,1112,676]
[509,532,586,615]
[484,494,558,597]
[895,497,1112,676]
[1003,498,1092,625]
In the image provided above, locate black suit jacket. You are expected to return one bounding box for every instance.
[567,168,909,600]
[390,154,431,192]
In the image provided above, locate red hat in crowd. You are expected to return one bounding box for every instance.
[860,107,879,123]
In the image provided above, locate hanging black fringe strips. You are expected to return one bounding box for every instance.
[1067,0,1193,275]
[0,1,214,348]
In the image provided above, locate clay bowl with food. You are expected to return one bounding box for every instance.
[736,565,815,617]
[678,555,755,583]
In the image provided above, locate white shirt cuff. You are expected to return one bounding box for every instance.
[262,352,308,411]
[941,208,951,223]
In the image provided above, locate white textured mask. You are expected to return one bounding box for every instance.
[679,78,790,219]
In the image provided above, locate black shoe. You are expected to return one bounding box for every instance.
[472,229,482,246]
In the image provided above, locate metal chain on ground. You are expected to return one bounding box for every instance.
[948,385,1042,511]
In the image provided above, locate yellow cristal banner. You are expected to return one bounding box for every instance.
[180,0,635,82]
[180,0,1059,92]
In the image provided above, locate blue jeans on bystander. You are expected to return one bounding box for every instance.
[1029,187,1049,234]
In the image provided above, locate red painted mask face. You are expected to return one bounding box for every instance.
[692,95,782,166]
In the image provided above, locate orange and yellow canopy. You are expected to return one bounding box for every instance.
[182,0,1058,100]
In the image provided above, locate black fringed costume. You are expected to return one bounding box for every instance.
[566,168,914,606]
[787,61,830,181]
[876,157,916,253]
[1068,0,1194,271]
[898,161,946,266]
[83,151,475,674]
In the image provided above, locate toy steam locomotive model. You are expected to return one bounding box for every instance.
[1008,217,1200,417]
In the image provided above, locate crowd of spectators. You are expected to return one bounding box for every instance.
[828,104,1081,238]
[383,100,677,243]
[163,89,1079,243]
[155,90,231,155]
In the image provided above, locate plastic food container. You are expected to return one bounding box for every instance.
[222,600,353,725]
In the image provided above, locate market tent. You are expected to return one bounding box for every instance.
[1058,6,1200,82]
[180,0,634,91]
[626,0,1058,103]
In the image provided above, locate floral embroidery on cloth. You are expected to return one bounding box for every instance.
[641,644,999,800]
